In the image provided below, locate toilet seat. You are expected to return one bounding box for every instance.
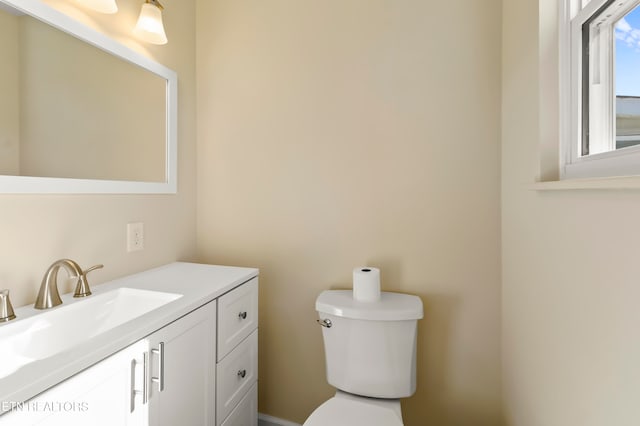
[303,391,403,426]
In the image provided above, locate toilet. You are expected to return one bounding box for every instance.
[304,289,423,426]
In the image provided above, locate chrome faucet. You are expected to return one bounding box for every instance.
[34,259,104,310]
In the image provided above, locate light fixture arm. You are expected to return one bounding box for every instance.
[146,0,163,11]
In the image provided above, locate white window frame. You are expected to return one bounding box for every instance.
[561,0,640,179]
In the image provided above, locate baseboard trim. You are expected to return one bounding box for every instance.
[258,412,302,426]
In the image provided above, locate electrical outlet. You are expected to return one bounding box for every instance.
[127,222,144,252]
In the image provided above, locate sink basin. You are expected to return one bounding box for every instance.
[0,287,182,379]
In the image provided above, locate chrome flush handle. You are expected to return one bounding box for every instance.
[316,319,332,328]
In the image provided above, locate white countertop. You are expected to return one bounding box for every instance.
[0,262,258,409]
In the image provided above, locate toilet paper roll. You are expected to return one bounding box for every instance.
[353,267,381,302]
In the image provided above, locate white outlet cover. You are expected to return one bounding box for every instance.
[127,222,144,252]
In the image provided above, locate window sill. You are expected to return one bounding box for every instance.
[530,175,640,190]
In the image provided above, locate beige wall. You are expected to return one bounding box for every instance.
[0,0,197,307]
[196,1,502,424]
[502,1,640,425]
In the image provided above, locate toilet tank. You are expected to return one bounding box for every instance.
[315,290,423,399]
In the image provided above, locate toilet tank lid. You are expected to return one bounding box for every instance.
[316,290,423,321]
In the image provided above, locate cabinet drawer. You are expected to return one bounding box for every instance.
[216,329,258,425]
[220,382,257,426]
[217,278,258,361]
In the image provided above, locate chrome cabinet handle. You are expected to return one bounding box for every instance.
[238,311,247,320]
[130,352,149,413]
[237,369,247,379]
[317,319,332,328]
[151,342,165,392]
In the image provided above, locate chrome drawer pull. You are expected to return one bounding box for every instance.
[151,342,165,392]
[238,311,247,320]
[130,352,149,412]
[237,369,247,379]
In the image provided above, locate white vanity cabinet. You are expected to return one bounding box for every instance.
[0,302,217,426]
[0,268,259,426]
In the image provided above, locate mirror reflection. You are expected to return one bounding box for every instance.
[0,3,167,183]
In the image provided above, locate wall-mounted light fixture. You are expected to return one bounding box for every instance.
[76,0,168,45]
[133,0,167,45]
[77,0,118,14]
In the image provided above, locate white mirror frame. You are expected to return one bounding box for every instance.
[0,0,177,194]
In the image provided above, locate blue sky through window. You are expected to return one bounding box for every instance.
[616,5,640,96]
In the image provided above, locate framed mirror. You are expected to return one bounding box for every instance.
[0,0,177,193]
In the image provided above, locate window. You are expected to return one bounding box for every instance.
[562,0,640,178]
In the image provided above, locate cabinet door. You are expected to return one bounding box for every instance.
[0,341,148,426]
[147,301,216,426]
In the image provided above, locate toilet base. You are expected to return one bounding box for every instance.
[303,390,403,426]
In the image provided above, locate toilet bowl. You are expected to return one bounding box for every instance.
[303,391,403,426]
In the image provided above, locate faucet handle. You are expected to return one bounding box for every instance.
[73,264,104,298]
[0,289,16,322]
[84,264,104,275]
